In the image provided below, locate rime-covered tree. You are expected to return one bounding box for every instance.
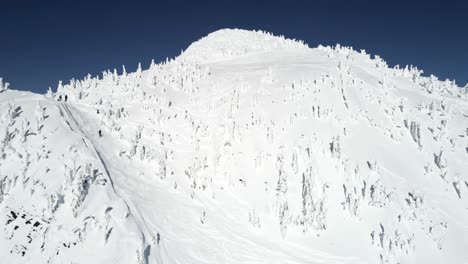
[46,87,53,98]
[122,65,127,76]
[136,62,142,74]
[0,78,10,93]
[301,167,314,229]
[275,153,289,237]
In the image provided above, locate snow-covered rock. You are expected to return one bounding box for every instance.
[1,29,468,263]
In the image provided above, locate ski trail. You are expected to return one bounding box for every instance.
[57,102,157,264]
[59,103,118,190]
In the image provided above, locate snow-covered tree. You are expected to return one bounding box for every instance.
[122,65,127,76]
[56,80,64,95]
[275,152,289,237]
[136,62,142,74]
[46,87,53,98]
[0,78,10,93]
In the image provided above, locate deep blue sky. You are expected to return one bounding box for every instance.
[1,0,467,93]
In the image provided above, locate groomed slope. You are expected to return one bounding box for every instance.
[2,29,468,263]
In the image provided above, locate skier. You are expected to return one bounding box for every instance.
[98,130,102,137]
[97,109,100,114]
[65,94,68,102]
[58,95,62,101]
[156,233,160,245]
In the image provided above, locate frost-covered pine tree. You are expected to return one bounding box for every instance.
[275,153,289,237]
[122,65,127,76]
[301,167,314,229]
[57,80,64,94]
[136,62,142,74]
[409,121,422,149]
[46,87,53,98]
[0,78,10,93]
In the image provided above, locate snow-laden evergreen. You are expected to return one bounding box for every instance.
[1,29,468,263]
[0,78,9,93]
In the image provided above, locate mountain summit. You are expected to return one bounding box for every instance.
[1,29,467,263]
[180,28,309,62]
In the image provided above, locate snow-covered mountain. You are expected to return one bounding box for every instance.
[1,29,468,264]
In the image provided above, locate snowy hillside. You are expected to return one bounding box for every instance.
[1,29,468,264]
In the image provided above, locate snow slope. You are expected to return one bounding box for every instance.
[1,29,468,264]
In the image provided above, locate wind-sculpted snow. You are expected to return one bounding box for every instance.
[2,29,468,263]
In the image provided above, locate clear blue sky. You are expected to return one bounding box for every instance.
[1,0,467,93]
